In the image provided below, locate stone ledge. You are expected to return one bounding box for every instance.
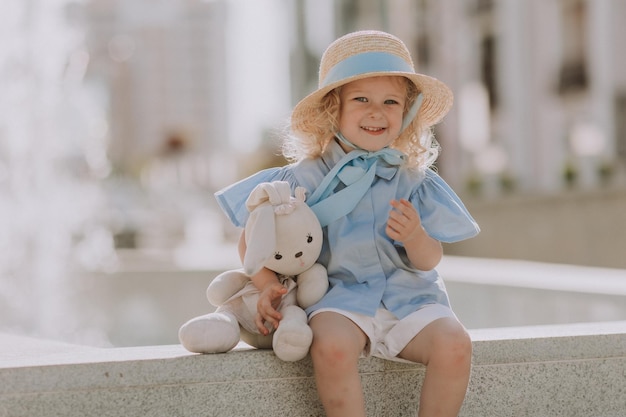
[1,321,625,416]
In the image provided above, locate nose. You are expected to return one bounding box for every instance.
[295,252,303,258]
[367,103,383,118]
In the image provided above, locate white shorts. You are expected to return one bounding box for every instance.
[309,304,457,363]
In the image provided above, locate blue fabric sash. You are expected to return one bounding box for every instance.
[308,136,406,227]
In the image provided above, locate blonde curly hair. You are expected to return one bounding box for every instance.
[284,77,440,170]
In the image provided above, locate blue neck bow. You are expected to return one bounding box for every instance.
[308,134,406,227]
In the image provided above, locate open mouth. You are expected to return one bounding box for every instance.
[361,126,385,132]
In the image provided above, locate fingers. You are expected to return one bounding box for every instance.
[255,313,272,335]
[255,284,287,335]
[386,199,421,242]
[389,199,416,219]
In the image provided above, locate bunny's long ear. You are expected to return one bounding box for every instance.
[243,203,276,276]
[242,182,286,276]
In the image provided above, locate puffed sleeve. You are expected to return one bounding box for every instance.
[214,166,296,227]
[411,169,480,243]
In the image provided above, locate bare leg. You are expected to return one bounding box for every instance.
[398,317,472,417]
[309,312,368,417]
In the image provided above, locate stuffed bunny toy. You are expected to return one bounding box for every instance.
[178,181,328,362]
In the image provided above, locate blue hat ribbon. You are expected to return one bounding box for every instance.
[321,52,414,88]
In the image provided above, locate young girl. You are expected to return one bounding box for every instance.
[215,30,479,417]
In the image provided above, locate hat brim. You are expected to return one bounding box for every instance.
[291,71,453,133]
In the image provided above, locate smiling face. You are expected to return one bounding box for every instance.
[337,76,408,152]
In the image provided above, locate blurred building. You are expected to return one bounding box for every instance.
[293,0,626,194]
[80,0,626,194]
[82,0,228,180]
[319,0,626,267]
[75,0,626,266]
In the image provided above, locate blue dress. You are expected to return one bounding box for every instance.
[216,140,479,319]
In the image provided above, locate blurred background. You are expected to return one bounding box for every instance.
[1,0,625,346]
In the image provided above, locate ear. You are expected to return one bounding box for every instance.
[246,181,289,212]
[243,204,276,276]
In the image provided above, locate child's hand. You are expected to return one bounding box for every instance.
[386,199,424,243]
[255,282,287,335]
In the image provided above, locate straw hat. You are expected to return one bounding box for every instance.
[291,30,453,133]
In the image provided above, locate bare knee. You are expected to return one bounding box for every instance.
[402,318,473,368]
[429,322,472,368]
[309,312,366,371]
[310,334,361,370]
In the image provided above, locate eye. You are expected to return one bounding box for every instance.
[385,99,400,105]
[306,233,313,243]
[274,252,282,260]
[354,97,367,103]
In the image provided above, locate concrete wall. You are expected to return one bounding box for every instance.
[445,187,626,269]
[2,321,625,417]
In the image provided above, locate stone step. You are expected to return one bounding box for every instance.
[1,321,625,417]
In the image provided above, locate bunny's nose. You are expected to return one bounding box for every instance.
[295,252,303,258]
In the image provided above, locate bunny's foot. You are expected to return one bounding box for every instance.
[178,311,240,354]
[272,305,313,362]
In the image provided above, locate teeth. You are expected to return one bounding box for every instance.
[362,126,384,131]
